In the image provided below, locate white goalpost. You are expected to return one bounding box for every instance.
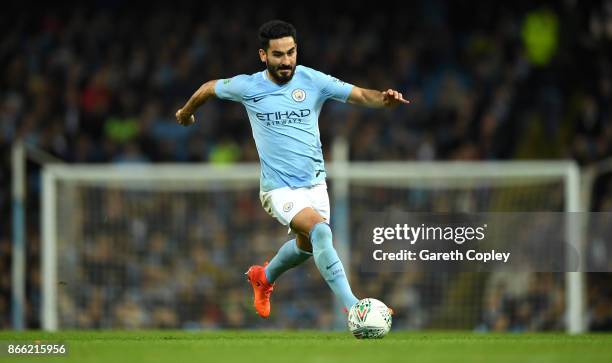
[40,157,585,333]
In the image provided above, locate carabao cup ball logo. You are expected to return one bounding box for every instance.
[292,88,306,102]
[355,300,371,323]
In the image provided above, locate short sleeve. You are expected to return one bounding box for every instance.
[214,75,250,102]
[311,70,354,103]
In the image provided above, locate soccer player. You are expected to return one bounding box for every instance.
[176,20,409,319]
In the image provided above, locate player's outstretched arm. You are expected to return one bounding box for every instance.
[175,80,218,126]
[347,87,410,108]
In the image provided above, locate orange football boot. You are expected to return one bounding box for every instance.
[245,262,274,318]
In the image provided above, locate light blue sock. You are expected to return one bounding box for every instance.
[264,239,312,283]
[310,222,359,310]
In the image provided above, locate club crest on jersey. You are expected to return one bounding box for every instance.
[292,88,306,102]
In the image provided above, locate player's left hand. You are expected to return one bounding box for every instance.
[382,89,410,107]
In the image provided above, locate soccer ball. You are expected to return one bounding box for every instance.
[347,298,392,339]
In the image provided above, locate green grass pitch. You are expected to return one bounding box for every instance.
[0,331,610,363]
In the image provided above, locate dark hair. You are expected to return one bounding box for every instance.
[258,20,297,50]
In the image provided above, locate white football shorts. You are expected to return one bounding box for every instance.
[259,182,330,231]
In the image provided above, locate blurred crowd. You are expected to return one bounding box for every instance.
[44,183,612,330]
[1,0,612,330]
[54,189,335,329]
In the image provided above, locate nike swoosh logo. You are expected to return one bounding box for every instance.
[326,261,340,270]
[247,96,266,103]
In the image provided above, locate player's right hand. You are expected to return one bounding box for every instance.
[176,109,195,126]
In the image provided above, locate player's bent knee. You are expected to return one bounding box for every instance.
[310,222,333,250]
[290,207,325,235]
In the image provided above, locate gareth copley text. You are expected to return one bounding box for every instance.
[373,249,511,263]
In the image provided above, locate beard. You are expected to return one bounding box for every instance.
[267,62,295,84]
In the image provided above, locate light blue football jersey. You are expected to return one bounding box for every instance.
[214,65,354,192]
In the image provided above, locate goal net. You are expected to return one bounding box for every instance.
[41,161,583,332]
